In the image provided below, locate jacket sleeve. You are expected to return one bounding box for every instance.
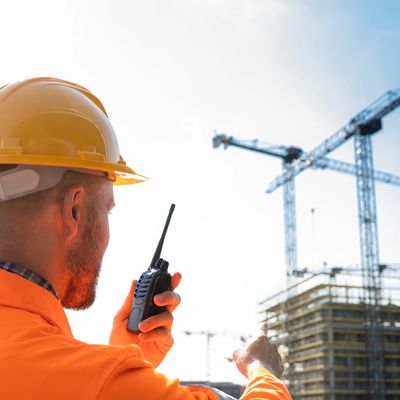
[96,358,292,400]
[240,368,292,400]
[96,357,222,400]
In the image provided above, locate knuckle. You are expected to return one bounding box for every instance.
[255,336,264,344]
[160,312,173,328]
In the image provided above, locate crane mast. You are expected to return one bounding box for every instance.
[214,88,400,396]
[354,132,385,396]
[282,162,297,286]
[263,88,400,398]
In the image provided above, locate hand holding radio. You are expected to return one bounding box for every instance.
[109,272,181,367]
[138,272,182,333]
[127,204,176,332]
[109,204,181,368]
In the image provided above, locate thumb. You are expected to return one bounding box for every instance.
[232,347,251,364]
[232,348,252,378]
[232,348,241,362]
[113,280,137,323]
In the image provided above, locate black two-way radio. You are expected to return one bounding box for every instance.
[127,204,175,333]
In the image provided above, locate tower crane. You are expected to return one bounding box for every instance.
[213,132,400,287]
[183,330,247,381]
[292,263,400,279]
[262,87,400,399]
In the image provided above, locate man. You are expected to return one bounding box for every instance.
[0,77,292,399]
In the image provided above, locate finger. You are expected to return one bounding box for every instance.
[232,348,252,377]
[247,335,267,352]
[153,291,181,312]
[170,272,182,291]
[139,327,174,346]
[260,321,268,335]
[232,349,241,362]
[279,359,284,374]
[114,280,137,322]
[139,311,174,333]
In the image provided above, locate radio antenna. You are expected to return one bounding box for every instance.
[149,204,175,269]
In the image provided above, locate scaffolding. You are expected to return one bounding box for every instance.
[259,271,400,400]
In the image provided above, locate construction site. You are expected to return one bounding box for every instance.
[214,88,400,399]
[260,269,400,399]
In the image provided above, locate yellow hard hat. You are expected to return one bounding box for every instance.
[0,77,145,185]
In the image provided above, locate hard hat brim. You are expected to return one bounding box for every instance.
[0,155,147,185]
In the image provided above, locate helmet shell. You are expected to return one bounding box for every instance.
[0,77,145,185]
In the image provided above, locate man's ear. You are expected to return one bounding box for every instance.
[62,185,85,241]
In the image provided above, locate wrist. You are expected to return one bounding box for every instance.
[247,360,275,379]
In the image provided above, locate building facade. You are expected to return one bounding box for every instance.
[259,272,400,400]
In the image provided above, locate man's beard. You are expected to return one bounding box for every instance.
[62,219,103,310]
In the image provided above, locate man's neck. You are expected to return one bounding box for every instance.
[0,261,59,299]
[0,235,61,293]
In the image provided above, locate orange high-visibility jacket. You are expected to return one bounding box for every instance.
[0,270,292,400]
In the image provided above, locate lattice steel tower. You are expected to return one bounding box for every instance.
[266,88,400,399]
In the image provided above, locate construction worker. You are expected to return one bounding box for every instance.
[0,77,292,400]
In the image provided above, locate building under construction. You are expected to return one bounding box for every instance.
[215,88,400,398]
[259,269,400,400]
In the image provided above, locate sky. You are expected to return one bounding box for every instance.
[1,0,400,384]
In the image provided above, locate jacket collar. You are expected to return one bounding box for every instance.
[0,269,72,336]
